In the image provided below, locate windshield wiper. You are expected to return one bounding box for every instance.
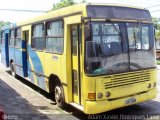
[133,21,142,51]
[106,19,121,35]
[106,19,123,51]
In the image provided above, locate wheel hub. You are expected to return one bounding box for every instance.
[11,64,15,76]
[55,86,62,102]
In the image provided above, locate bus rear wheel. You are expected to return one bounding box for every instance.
[54,83,65,108]
[10,62,16,78]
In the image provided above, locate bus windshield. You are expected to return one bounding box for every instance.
[85,22,156,76]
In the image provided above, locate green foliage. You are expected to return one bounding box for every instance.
[152,18,160,30]
[152,18,160,41]
[51,0,86,10]
[0,21,10,29]
[157,59,160,65]
[81,0,86,3]
[52,0,75,10]
[156,31,160,41]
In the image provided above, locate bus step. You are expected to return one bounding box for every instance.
[24,77,32,82]
[69,102,84,111]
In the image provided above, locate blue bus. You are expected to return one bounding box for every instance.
[1,27,9,67]
[0,24,16,67]
[9,27,28,77]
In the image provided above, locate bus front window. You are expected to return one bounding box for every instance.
[127,23,156,70]
[85,22,156,76]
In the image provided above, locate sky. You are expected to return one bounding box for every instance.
[0,0,160,23]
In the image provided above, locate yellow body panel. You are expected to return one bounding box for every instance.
[95,69,156,100]
[85,88,156,114]
[82,69,157,114]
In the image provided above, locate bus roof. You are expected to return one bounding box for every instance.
[17,3,87,26]
[86,3,146,10]
[0,3,148,28]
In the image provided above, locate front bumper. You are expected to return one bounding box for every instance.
[85,88,157,114]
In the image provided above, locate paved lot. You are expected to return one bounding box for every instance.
[0,63,159,120]
[0,66,80,120]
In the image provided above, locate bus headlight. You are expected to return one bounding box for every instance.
[153,82,156,87]
[105,91,111,97]
[97,93,103,99]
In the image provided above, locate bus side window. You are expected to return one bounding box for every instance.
[46,20,64,54]
[31,23,45,50]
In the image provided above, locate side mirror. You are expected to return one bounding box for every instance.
[84,24,91,39]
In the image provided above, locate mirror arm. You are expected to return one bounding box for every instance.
[81,17,91,23]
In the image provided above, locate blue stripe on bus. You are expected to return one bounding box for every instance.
[28,48,44,73]
[9,47,15,62]
[28,46,46,90]
[22,40,28,77]
[5,33,9,67]
[28,68,34,84]
[8,44,46,91]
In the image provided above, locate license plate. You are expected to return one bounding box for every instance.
[125,97,136,105]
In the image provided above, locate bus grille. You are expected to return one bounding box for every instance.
[104,71,150,89]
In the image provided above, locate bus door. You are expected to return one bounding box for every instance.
[71,25,82,104]
[22,30,29,77]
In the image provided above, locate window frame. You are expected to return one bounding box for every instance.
[31,23,45,51]
[15,28,22,48]
[71,28,77,55]
[9,29,15,47]
[45,19,64,54]
[126,23,151,51]
[92,22,122,44]
[84,21,155,76]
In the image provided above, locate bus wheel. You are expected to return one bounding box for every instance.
[54,83,65,108]
[10,62,16,78]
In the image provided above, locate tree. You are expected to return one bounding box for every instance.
[51,0,86,10]
[152,18,160,41]
[81,0,86,3]
[156,31,160,41]
[0,21,10,29]
[152,18,160,30]
[52,0,75,10]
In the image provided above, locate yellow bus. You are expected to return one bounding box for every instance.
[5,3,157,114]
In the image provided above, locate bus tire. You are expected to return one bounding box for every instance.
[54,83,66,108]
[10,62,16,78]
